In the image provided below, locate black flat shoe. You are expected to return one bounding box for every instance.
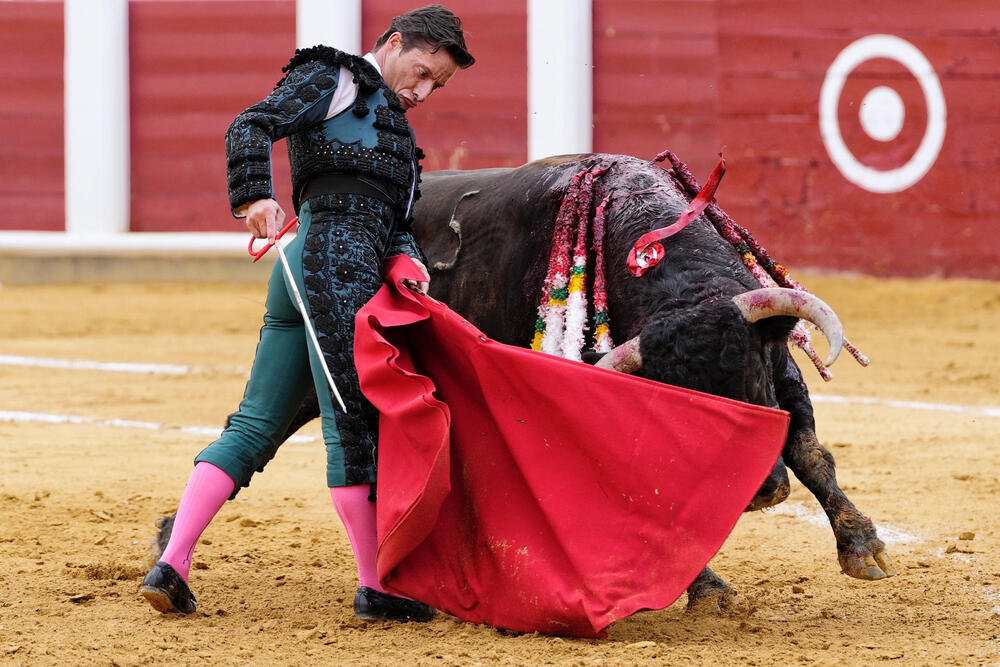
[140,561,197,614]
[353,586,436,623]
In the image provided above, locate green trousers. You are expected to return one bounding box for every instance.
[195,195,395,495]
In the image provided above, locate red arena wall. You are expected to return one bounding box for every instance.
[593,0,999,278]
[714,1,999,278]
[593,0,721,181]
[0,1,64,232]
[128,0,295,232]
[0,1,996,278]
[127,0,526,231]
[361,0,528,171]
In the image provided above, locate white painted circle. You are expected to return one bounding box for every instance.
[819,34,947,193]
[859,85,905,141]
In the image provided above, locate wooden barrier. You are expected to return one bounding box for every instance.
[1,0,996,278]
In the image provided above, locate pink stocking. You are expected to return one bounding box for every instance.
[159,462,235,582]
[330,485,382,592]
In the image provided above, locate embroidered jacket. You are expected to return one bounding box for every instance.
[225,46,424,259]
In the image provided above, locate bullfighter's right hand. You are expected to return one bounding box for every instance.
[402,258,431,295]
[244,198,285,242]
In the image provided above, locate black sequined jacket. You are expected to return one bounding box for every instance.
[225,46,425,261]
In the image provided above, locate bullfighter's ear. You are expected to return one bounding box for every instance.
[753,315,799,342]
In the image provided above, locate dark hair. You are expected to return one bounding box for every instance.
[373,4,475,69]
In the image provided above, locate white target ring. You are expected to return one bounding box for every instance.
[819,34,947,193]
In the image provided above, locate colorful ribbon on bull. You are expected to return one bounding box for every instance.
[627,156,727,277]
[534,150,869,379]
[646,148,870,379]
[532,166,614,359]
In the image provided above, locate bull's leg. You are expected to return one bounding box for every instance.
[685,566,737,612]
[146,514,175,568]
[774,351,896,579]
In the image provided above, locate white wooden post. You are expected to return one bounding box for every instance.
[297,0,362,54]
[64,0,130,234]
[528,0,593,160]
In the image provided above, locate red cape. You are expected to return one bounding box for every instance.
[355,256,789,637]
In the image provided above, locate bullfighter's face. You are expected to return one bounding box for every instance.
[378,32,459,111]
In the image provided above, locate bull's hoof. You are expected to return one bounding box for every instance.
[686,587,738,615]
[745,480,790,511]
[353,586,436,623]
[494,627,526,637]
[830,509,897,579]
[685,567,737,614]
[140,561,197,614]
[745,457,790,512]
[838,540,897,579]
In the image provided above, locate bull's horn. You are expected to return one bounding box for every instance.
[731,288,843,366]
[594,335,642,373]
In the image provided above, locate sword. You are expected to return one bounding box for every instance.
[249,218,348,413]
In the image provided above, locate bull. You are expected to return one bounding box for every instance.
[151,152,895,610]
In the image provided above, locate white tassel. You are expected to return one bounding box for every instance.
[562,289,588,361]
[540,303,566,355]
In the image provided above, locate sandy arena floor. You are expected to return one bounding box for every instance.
[1,271,999,665]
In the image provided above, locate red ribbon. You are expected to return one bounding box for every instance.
[626,156,727,277]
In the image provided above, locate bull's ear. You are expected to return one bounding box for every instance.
[581,350,607,366]
[423,189,479,272]
[753,315,798,342]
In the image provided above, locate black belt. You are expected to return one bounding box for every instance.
[300,173,401,208]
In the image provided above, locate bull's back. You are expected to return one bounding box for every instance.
[411,154,750,347]
[414,161,587,344]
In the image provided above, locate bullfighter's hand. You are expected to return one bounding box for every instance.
[245,198,285,242]
[402,258,431,294]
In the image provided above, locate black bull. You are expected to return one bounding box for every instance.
[411,154,896,600]
[155,153,895,608]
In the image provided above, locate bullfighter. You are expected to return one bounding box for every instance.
[141,4,474,622]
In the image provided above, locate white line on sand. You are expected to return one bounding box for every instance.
[0,354,196,375]
[766,501,922,545]
[0,410,316,443]
[0,355,248,376]
[811,393,1000,418]
[5,356,999,418]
